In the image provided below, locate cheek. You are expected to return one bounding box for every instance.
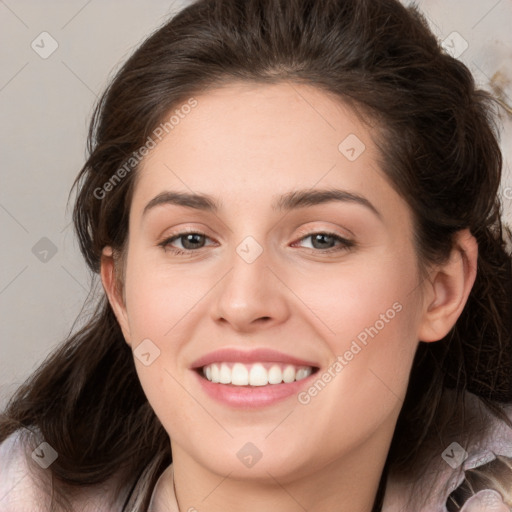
[122,261,200,431]
[123,254,204,340]
[293,251,421,422]
[295,250,420,352]
[121,254,213,414]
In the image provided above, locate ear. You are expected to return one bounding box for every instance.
[417,229,478,343]
[100,246,132,346]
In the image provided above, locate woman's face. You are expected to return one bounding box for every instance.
[107,82,429,482]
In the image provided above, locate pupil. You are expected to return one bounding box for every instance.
[314,234,332,248]
[184,233,203,249]
[181,233,335,250]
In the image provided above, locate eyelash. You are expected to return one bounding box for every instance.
[157,228,355,256]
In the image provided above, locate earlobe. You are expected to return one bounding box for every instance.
[100,246,132,346]
[417,229,478,343]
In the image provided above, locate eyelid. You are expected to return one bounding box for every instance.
[158,225,355,257]
[293,224,354,242]
[157,224,353,245]
[157,227,215,247]
[291,230,355,253]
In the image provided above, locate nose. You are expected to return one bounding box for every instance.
[210,236,291,332]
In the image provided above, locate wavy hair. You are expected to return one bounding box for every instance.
[1,0,512,510]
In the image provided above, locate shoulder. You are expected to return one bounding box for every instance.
[148,464,179,512]
[0,429,128,512]
[0,428,52,512]
[449,398,512,512]
[383,391,512,512]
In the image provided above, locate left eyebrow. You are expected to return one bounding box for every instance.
[142,187,382,219]
[274,188,381,219]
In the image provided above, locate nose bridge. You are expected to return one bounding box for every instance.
[224,234,271,303]
[212,232,289,328]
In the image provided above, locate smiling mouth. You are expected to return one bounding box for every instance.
[195,362,320,387]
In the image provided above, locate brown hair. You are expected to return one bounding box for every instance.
[1,0,512,510]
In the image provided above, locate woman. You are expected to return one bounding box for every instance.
[1,0,512,511]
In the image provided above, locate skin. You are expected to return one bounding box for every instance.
[101,81,478,512]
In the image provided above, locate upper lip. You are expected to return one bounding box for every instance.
[190,348,320,369]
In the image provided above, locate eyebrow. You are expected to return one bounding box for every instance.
[142,188,381,219]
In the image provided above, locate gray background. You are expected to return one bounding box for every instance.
[1,0,512,409]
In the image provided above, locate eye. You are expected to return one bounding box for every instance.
[292,231,355,254]
[158,229,354,256]
[158,230,213,255]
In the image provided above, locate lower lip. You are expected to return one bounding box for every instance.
[192,369,317,408]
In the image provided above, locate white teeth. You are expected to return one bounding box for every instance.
[283,365,296,383]
[211,364,220,383]
[295,368,310,380]
[268,365,283,384]
[219,363,231,384]
[201,362,313,386]
[231,363,249,385]
[249,363,267,386]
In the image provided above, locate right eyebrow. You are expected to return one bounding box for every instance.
[143,191,220,216]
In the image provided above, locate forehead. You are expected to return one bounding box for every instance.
[130,81,406,224]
